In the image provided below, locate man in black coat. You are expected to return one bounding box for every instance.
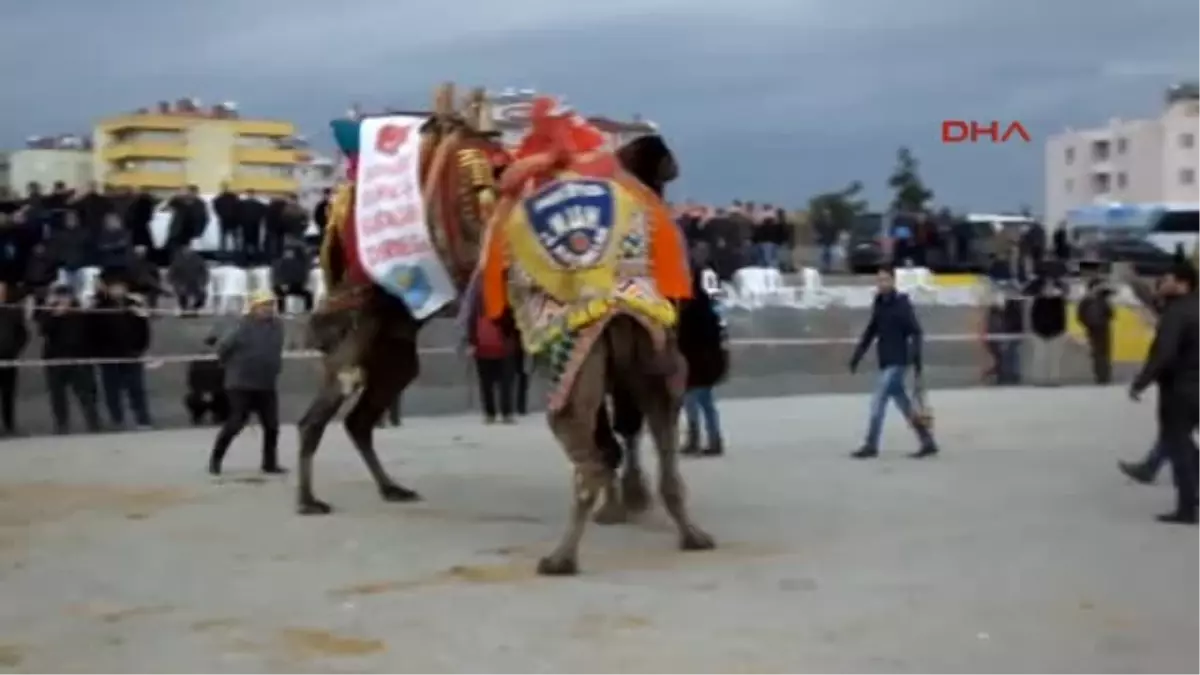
[36,285,102,433]
[239,190,267,264]
[1128,260,1199,524]
[0,281,28,435]
[679,245,729,457]
[213,183,243,260]
[92,272,154,429]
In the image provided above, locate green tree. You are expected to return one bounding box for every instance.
[887,146,934,213]
[807,180,868,244]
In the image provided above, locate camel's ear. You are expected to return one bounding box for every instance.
[432,82,455,118]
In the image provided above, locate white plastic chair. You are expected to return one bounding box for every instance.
[248,266,274,295]
[798,266,827,308]
[211,265,250,314]
[732,267,769,308]
[77,266,102,306]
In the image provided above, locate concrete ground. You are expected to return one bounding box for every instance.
[0,387,1195,673]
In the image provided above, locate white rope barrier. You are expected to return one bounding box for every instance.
[0,333,1023,369]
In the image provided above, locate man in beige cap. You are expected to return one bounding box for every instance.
[207,289,287,475]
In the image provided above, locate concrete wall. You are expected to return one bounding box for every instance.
[3,305,1132,437]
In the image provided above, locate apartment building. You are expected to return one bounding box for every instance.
[4,135,94,194]
[92,98,300,198]
[1044,83,1200,226]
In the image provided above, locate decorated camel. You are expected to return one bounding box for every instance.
[295,83,510,515]
[480,98,714,575]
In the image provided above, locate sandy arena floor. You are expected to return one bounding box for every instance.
[0,387,1195,673]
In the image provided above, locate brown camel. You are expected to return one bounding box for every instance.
[536,315,715,576]
[479,105,715,574]
[295,83,506,515]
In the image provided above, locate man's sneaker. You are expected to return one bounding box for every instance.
[910,444,939,459]
[262,466,289,475]
[851,446,879,459]
[1118,461,1156,485]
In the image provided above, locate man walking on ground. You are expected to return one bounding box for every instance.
[1025,262,1069,386]
[848,266,939,459]
[207,290,287,476]
[1127,261,1198,524]
[92,272,154,430]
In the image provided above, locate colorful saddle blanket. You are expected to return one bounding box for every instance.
[490,172,688,410]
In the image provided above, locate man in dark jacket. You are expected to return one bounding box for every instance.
[271,244,313,313]
[1076,276,1114,384]
[311,188,332,250]
[213,184,242,259]
[47,211,92,292]
[0,281,28,435]
[1024,263,1069,385]
[1128,261,1199,524]
[0,207,34,288]
[239,190,267,264]
[185,335,229,425]
[92,273,153,429]
[37,285,102,433]
[23,243,59,304]
[848,266,939,458]
[263,195,288,261]
[124,190,157,255]
[168,242,210,313]
[72,181,113,236]
[207,291,286,475]
[678,250,730,457]
[93,213,133,271]
[166,185,208,254]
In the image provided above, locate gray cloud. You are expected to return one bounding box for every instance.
[2,0,1196,211]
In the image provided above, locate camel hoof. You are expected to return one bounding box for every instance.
[536,555,579,576]
[380,484,422,503]
[298,498,333,516]
[680,528,716,551]
[593,500,628,525]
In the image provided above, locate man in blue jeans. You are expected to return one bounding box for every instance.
[848,266,939,459]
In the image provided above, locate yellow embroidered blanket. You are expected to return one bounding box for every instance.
[497,174,678,354]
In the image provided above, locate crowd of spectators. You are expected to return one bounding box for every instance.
[671,200,795,280]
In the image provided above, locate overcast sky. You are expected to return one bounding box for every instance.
[1,0,1195,211]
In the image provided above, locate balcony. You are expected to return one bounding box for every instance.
[101,141,188,162]
[231,119,295,138]
[103,169,187,190]
[228,174,298,194]
[233,147,299,165]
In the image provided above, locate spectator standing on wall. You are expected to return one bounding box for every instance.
[311,188,332,251]
[239,190,267,265]
[1024,262,1069,386]
[263,194,288,261]
[92,272,154,429]
[47,210,92,294]
[94,213,132,271]
[166,185,208,255]
[124,190,157,257]
[207,290,286,476]
[0,206,33,288]
[213,183,242,259]
[168,241,211,315]
[127,245,165,308]
[0,282,28,437]
[272,244,313,313]
[848,266,939,459]
[37,285,102,434]
[1076,275,1114,384]
[280,194,309,248]
[23,243,58,306]
[72,181,113,237]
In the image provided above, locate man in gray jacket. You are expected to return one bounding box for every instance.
[207,290,286,475]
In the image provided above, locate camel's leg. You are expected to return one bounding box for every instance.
[627,341,714,552]
[593,401,628,525]
[611,384,651,514]
[343,339,422,503]
[538,343,611,576]
[295,369,349,515]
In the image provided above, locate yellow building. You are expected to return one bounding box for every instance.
[92,102,300,197]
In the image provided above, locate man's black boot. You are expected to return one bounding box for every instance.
[1118,460,1155,484]
[681,426,701,456]
[910,443,939,459]
[701,437,724,457]
[851,445,879,459]
[1155,510,1198,525]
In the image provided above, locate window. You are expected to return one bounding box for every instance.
[1180,168,1196,186]
[114,159,184,173]
[1180,133,1195,149]
[1153,209,1199,233]
[1064,146,1075,165]
[112,130,184,144]
[1064,178,1074,193]
[1090,172,1111,194]
[1091,140,1110,162]
[1116,172,1127,189]
[237,162,291,178]
[1116,137,1128,154]
[235,134,282,149]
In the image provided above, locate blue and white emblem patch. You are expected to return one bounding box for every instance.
[524,179,616,267]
